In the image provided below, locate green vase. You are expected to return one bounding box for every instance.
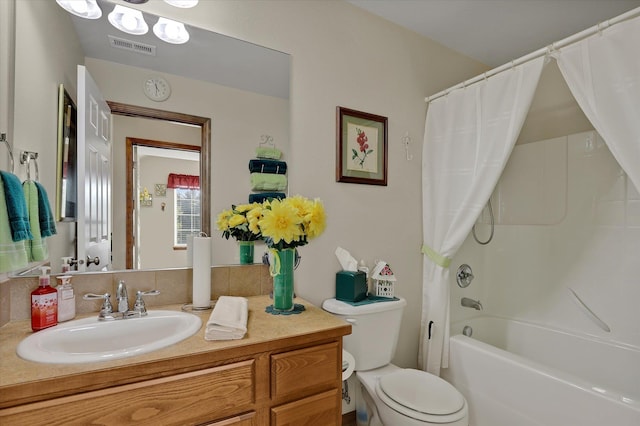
[271,248,295,311]
[239,241,254,264]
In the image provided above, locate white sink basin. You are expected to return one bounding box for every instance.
[17,310,202,364]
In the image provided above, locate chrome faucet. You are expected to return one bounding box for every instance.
[461,297,483,310]
[83,282,160,321]
[116,280,129,313]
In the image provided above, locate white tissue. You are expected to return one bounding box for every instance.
[335,247,358,271]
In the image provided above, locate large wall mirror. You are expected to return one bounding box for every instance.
[12,0,290,274]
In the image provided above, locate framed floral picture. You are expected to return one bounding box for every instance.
[336,106,388,185]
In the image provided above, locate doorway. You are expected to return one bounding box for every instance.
[106,102,211,270]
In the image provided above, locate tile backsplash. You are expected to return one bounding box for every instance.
[0,264,271,326]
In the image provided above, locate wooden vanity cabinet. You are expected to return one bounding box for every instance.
[0,339,343,426]
[0,297,351,426]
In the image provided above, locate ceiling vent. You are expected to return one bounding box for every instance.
[108,35,156,56]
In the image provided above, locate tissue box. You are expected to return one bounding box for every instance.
[336,271,367,302]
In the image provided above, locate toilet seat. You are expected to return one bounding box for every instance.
[375,369,467,423]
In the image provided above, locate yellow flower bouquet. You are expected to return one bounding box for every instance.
[215,202,263,242]
[258,195,326,250]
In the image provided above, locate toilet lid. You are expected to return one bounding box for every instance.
[378,369,465,416]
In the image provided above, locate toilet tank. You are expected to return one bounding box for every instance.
[322,297,407,371]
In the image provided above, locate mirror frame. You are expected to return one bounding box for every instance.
[107,101,211,269]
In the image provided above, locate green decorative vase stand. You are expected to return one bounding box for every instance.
[271,248,295,311]
[239,241,254,264]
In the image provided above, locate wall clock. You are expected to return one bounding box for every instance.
[143,76,171,102]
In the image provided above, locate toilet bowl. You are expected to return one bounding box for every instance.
[357,365,468,426]
[322,297,468,426]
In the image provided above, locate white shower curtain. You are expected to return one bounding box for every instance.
[420,57,544,375]
[554,15,640,192]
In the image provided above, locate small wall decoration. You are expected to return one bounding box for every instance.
[154,183,167,197]
[140,187,153,207]
[336,106,388,186]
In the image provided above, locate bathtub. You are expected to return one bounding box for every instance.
[441,316,640,426]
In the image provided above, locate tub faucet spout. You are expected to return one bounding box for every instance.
[461,297,483,310]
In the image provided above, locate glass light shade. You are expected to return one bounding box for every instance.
[108,5,148,35]
[56,0,102,19]
[153,18,190,44]
[163,0,199,8]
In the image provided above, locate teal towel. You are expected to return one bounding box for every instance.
[0,182,29,273]
[35,182,56,237]
[23,181,48,262]
[340,295,399,306]
[255,146,282,160]
[248,192,286,203]
[249,159,287,175]
[250,173,287,191]
[0,171,32,242]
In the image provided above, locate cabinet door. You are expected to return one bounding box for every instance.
[0,360,255,426]
[271,342,340,401]
[271,389,341,426]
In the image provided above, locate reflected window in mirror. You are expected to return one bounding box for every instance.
[175,188,200,247]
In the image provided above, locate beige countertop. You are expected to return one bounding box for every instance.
[0,295,351,409]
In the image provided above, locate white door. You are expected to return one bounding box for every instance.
[76,65,111,272]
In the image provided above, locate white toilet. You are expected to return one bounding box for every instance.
[323,297,468,426]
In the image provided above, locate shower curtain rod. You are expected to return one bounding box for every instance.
[424,6,640,104]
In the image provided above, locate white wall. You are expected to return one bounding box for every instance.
[450,130,640,349]
[138,155,199,270]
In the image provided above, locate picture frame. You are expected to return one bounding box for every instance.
[336,106,388,186]
[56,84,78,221]
[154,183,167,197]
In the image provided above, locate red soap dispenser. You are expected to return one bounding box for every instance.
[31,266,58,331]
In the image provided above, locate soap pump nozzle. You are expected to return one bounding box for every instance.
[38,266,51,287]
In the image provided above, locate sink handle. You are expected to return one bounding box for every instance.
[83,293,113,317]
[133,290,160,316]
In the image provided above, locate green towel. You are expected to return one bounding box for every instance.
[0,171,32,241]
[23,181,48,262]
[255,146,282,160]
[250,173,287,191]
[0,182,29,273]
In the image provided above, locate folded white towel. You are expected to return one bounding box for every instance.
[205,296,248,341]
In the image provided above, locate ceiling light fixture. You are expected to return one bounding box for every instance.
[108,5,148,35]
[55,0,102,19]
[153,17,190,44]
[163,0,199,8]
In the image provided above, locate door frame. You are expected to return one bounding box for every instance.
[107,102,211,270]
[126,138,201,270]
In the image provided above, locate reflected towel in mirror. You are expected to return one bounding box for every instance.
[23,181,48,261]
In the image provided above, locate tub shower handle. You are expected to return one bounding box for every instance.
[456,264,474,288]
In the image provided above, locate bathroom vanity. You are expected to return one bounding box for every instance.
[0,295,351,425]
